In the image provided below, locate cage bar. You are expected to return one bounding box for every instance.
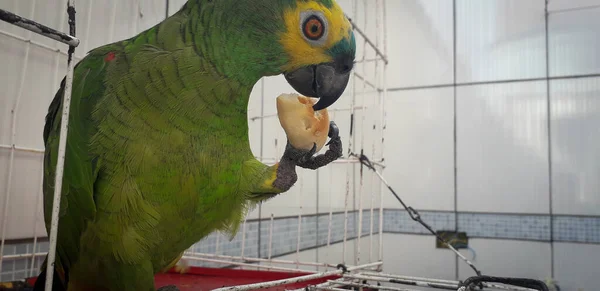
[0,0,389,289]
[212,261,382,291]
[0,1,37,275]
[0,8,79,47]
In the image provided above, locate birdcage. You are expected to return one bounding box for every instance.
[0,1,554,291]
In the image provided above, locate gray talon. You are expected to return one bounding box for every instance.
[296,121,343,170]
[329,121,339,138]
[280,121,343,170]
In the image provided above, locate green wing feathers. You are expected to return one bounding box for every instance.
[41,45,118,285]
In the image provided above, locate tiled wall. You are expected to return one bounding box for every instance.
[3,208,598,281]
[384,1,600,290]
[0,210,382,281]
[1,0,599,291]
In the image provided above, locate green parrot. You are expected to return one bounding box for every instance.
[33,0,355,290]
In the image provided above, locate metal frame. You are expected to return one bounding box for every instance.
[301,271,545,291]
[0,0,387,289]
[0,2,79,291]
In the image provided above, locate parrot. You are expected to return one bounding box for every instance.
[33,0,355,290]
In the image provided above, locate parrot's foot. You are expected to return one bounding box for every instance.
[296,121,343,170]
[272,121,342,192]
[157,285,180,291]
[281,139,318,165]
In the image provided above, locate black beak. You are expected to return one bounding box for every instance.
[284,54,354,111]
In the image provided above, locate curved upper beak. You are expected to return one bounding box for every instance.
[284,54,354,111]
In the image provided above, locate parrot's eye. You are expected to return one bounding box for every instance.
[299,11,329,46]
[303,16,324,40]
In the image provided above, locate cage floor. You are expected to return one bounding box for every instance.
[21,267,342,291]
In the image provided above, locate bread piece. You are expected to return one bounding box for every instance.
[276,93,330,152]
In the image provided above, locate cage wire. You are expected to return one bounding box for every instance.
[0,1,552,291]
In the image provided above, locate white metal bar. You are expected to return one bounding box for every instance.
[0,1,36,274]
[355,0,370,266]
[345,14,388,64]
[0,8,79,47]
[302,279,348,291]
[215,232,221,255]
[30,156,45,277]
[342,160,350,264]
[378,0,388,266]
[353,72,378,90]
[211,261,382,291]
[240,217,247,258]
[0,144,45,154]
[45,1,78,290]
[267,214,273,264]
[354,272,539,291]
[360,272,460,285]
[311,286,350,291]
[327,278,420,291]
[346,273,459,290]
[295,173,303,269]
[0,30,81,61]
[31,2,68,276]
[369,0,383,264]
[181,255,314,274]
[342,0,359,265]
[183,252,340,269]
[325,146,334,271]
[0,252,46,261]
[355,57,384,64]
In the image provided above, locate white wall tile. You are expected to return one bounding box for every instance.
[385,0,454,88]
[458,239,552,282]
[382,233,456,281]
[456,81,550,214]
[15,46,67,149]
[456,0,546,83]
[315,237,380,272]
[550,77,600,216]
[168,0,188,17]
[0,35,28,146]
[260,169,318,218]
[548,6,600,77]
[383,88,455,211]
[258,248,318,272]
[553,242,599,291]
[138,0,168,32]
[548,0,600,12]
[317,163,355,214]
[0,152,46,240]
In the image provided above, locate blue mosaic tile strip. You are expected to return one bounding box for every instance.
[457,212,551,241]
[383,209,456,234]
[2,211,599,281]
[553,216,600,243]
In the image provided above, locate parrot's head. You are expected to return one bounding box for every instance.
[180,0,356,111]
[277,0,356,111]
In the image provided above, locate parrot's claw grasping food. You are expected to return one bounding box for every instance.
[282,141,318,165]
[296,121,343,170]
[157,285,180,291]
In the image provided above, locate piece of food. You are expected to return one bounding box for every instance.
[277,93,330,152]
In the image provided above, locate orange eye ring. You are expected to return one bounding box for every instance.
[302,15,325,40]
